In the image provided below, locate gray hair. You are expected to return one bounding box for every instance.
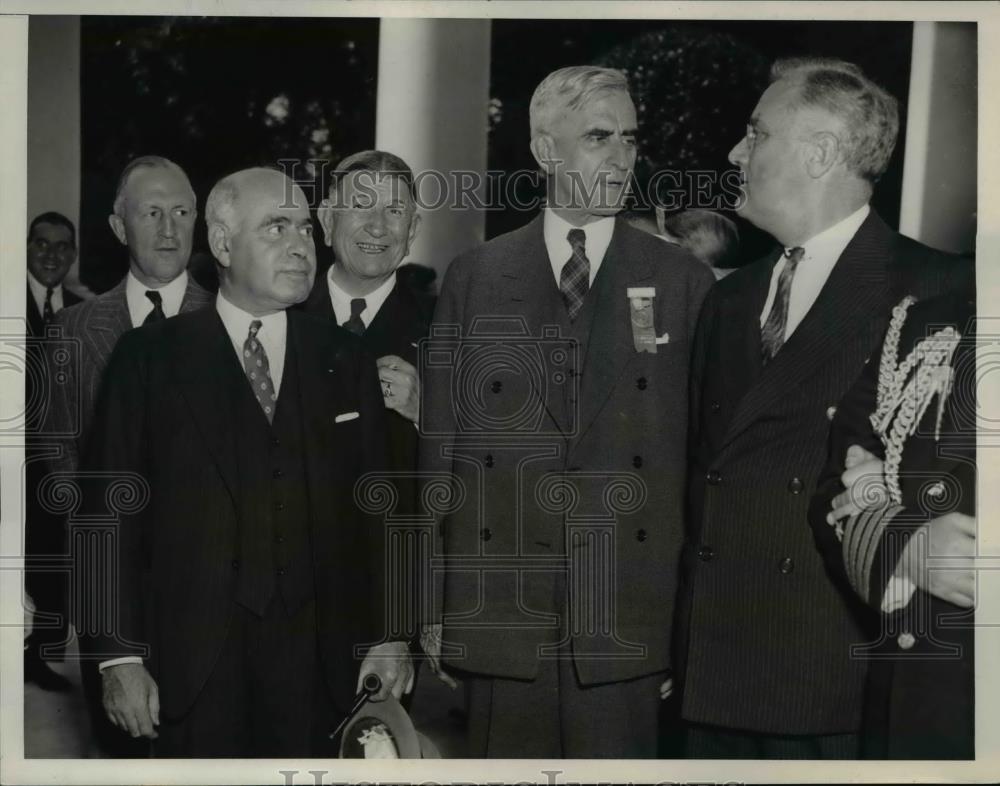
[529,65,631,137]
[112,155,193,216]
[328,149,417,202]
[205,172,241,233]
[771,57,899,183]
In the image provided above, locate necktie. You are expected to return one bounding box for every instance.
[43,287,54,324]
[143,290,166,325]
[244,320,277,423]
[761,246,804,364]
[560,228,590,322]
[342,298,366,336]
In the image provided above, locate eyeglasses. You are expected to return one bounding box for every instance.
[29,238,74,256]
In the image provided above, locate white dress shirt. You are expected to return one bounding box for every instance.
[27,271,65,316]
[216,292,288,395]
[543,209,615,287]
[327,268,397,329]
[126,270,189,328]
[758,204,870,340]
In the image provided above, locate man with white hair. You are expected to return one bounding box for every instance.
[421,66,713,756]
[677,58,972,758]
[79,167,410,756]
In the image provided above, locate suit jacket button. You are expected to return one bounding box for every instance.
[636,528,647,542]
[491,380,502,393]
[698,545,714,561]
[273,468,283,479]
[271,436,281,447]
[484,454,494,468]
[710,401,721,413]
[231,559,240,571]
[778,557,794,574]
[706,470,722,485]
[898,631,915,650]
[826,406,837,421]
[632,455,643,468]
[788,477,804,494]
[636,377,647,390]
[481,527,492,542]
[276,567,286,577]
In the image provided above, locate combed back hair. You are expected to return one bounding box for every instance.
[112,155,192,216]
[529,66,631,137]
[770,57,899,183]
[206,166,287,233]
[663,209,741,269]
[28,211,76,247]
[328,149,416,202]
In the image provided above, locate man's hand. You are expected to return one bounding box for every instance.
[419,623,458,690]
[377,355,419,424]
[901,512,977,608]
[828,444,887,524]
[101,663,159,739]
[357,641,415,701]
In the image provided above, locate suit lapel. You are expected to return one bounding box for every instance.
[722,212,894,450]
[26,285,43,336]
[365,282,422,358]
[173,310,240,503]
[179,276,214,313]
[90,280,133,358]
[721,251,775,404]
[302,271,336,321]
[575,219,655,441]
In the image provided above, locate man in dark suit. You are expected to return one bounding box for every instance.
[307,150,434,493]
[24,211,82,691]
[677,58,972,758]
[809,288,975,759]
[79,167,412,757]
[421,65,714,757]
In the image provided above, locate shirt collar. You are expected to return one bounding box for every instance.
[27,270,60,302]
[326,267,397,326]
[126,269,189,317]
[543,208,615,268]
[789,203,870,261]
[215,290,287,346]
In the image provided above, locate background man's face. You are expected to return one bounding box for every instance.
[116,166,197,286]
[328,171,418,286]
[728,78,812,236]
[226,174,316,314]
[27,222,76,288]
[546,89,638,222]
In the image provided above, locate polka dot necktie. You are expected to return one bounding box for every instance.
[760,246,804,364]
[342,297,366,336]
[560,228,590,322]
[244,320,277,423]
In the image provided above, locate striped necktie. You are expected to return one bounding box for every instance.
[761,246,804,364]
[560,228,590,322]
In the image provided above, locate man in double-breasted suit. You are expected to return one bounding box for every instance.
[24,212,82,691]
[810,288,975,759]
[79,167,412,757]
[421,66,714,757]
[677,57,972,758]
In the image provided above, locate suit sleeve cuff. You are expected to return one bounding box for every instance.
[880,574,918,613]
[98,656,143,672]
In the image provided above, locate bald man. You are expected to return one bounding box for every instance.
[80,168,410,757]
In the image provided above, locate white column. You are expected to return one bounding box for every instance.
[27,16,84,292]
[899,22,977,254]
[375,18,491,279]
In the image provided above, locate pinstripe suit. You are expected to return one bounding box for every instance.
[676,211,972,746]
[47,275,212,474]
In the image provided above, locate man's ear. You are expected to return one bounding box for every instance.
[317,198,335,248]
[805,131,841,179]
[208,223,232,269]
[403,213,421,259]
[108,213,127,246]
[530,134,557,175]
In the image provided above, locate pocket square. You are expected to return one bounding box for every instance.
[334,411,360,423]
[655,332,670,345]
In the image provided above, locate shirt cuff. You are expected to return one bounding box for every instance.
[98,656,143,672]
[881,573,917,613]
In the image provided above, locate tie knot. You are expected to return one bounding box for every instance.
[248,319,262,340]
[350,298,367,319]
[784,246,805,268]
[567,228,586,251]
[45,287,54,297]
[145,290,163,307]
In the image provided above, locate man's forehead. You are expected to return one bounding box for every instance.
[561,90,636,126]
[32,222,72,239]
[238,177,309,220]
[341,170,413,200]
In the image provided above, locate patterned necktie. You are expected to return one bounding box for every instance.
[43,287,54,324]
[342,297,366,336]
[761,246,804,364]
[143,290,166,325]
[560,228,590,322]
[244,320,277,423]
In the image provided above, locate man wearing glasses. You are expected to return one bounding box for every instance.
[676,58,972,758]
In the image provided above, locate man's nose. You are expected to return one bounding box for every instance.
[365,211,388,237]
[287,230,313,260]
[729,137,748,167]
[158,212,177,237]
[608,138,634,171]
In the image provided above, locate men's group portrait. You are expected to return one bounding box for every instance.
[18,12,979,767]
